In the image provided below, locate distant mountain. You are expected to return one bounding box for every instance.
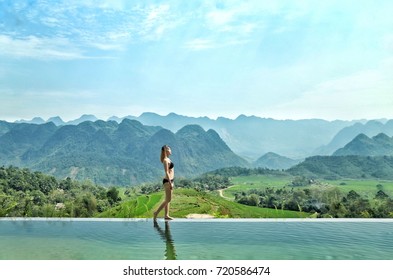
[66,114,98,125]
[314,120,393,155]
[15,117,45,124]
[333,133,393,156]
[108,116,124,123]
[0,120,248,186]
[254,152,301,170]
[288,155,393,180]
[13,115,96,126]
[135,112,213,132]
[47,116,66,126]
[123,112,356,159]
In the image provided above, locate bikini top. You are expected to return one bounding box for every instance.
[169,161,174,169]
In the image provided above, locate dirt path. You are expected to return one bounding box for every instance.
[217,188,234,201]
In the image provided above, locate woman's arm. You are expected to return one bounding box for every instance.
[163,159,171,178]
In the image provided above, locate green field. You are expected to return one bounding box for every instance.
[223,174,393,199]
[98,175,393,219]
[320,179,393,198]
[223,174,294,199]
[98,188,309,219]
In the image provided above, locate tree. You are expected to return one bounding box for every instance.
[346,190,360,200]
[107,187,120,205]
[375,190,389,199]
[82,194,97,216]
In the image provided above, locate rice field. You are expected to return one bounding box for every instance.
[222,174,393,200]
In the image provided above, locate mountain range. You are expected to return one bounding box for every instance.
[124,113,358,159]
[11,112,370,160]
[14,114,98,126]
[0,119,248,186]
[314,120,393,155]
[5,113,393,181]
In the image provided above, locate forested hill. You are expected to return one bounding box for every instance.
[253,152,301,169]
[333,133,393,156]
[288,155,393,180]
[0,120,248,186]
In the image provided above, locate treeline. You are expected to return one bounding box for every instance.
[236,187,393,218]
[0,166,121,217]
[207,166,288,177]
[288,155,393,180]
[0,166,232,218]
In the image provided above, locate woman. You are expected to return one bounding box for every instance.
[153,145,174,220]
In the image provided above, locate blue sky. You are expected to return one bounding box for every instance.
[1,0,393,121]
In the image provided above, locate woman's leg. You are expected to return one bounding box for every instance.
[164,183,173,219]
[154,183,172,220]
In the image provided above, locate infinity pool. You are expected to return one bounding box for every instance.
[1,218,392,260]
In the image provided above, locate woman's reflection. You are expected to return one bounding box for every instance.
[153,220,177,260]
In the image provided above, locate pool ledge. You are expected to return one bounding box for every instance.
[1,217,393,222]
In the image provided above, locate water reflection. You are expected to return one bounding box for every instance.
[153,221,177,260]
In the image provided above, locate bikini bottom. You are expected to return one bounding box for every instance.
[163,178,174,184]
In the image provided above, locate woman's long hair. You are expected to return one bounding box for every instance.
[160,145,169,163]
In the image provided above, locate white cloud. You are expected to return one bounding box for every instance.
[184,37,250,51]
[0,35,86,60]
[89,42,125,51]
[204,3,253,34]
[184,38,216,50]
[40,17,62,27]
[207,9,236,27]
[137,4,177,41]
[93,0,128,11]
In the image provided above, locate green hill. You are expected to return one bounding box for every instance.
[98,188,309,218]
[333,133,393,156]
[288,155,393,180]
[0,120,249,185]
[254,152,300,169]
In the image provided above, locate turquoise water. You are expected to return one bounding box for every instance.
[0,219,393,260]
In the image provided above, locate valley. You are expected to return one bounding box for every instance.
[2,113,393,219]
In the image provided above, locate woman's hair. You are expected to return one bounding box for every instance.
[160,145,169,163]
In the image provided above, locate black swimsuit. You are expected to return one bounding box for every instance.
[163,161,174,184]
[163,178,174,184]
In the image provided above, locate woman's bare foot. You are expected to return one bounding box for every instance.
[164,216,174,220]
[153,211,158,220]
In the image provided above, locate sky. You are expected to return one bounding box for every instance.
[1,0,393,122]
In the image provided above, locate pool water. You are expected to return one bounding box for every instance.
[0,219,392,260]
